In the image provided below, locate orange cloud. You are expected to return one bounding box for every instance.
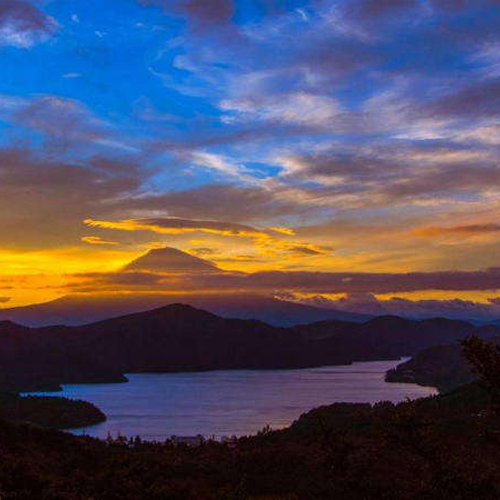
[84,217,327,259]
[82,236,119,246]
[84,217,281,239]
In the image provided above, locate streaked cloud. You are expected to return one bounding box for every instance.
[84,217,332,259]
[85,216,288,238]
[414,223,500,238]
[81,236,120,246]
[221,92,343,127]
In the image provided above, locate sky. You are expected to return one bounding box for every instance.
[1,0,500,317]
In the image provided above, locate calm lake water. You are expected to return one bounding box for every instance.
[29,360,436,440]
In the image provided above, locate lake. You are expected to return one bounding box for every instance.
[29,360,436,440]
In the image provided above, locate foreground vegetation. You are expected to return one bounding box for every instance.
[0,392,106,429]
[0,382,497,499]
[0,335,497,499]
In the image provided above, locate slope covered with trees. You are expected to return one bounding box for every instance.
[386,335,500,391]
[0,392,106,429]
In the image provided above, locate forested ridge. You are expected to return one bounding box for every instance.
[0,392,105,430]
[1,304,495,392]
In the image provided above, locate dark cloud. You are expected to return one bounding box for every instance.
[289,291,500,322]
[345,0,419,21]
[189,247,217,256]
[280,142,500,209]
[415,223,500,237]
[199,267,500,294]
[217,254,267,263]
[283,151,402,182]
[426,79,500,120]
[123,184,310,223]
[289,246,323,256]
[431,0,500,10]
[0,0,56,47]
[86,217,272,236]
[59,135,500,236]
[431,0,467,8]
[8,95,124,153]
[379,165,500,201]
[73,271,167,288]
[138,0,234,29]
[0,148,141,248]
[68,255,500,295]
[0,297,11,304]
[182,0,234,28]
[296,38,379,84]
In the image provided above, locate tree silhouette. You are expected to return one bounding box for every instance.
[461,335,500,413]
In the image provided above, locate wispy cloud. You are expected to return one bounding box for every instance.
[414,223,500,238]
[82,236,120,246]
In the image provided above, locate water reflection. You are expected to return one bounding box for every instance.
[29,360,436,440]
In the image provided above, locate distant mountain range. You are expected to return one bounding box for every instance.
[1,303,498,392]
[0,293,371,327]
[4,246,498,327]
[0,246,373,328]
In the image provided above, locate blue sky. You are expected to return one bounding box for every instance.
[4,0,500,195]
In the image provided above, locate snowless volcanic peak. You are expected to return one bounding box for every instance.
[122,247,219,274]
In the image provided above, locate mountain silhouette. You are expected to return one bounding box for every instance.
[122,246,219,273]
[1,304,498,392]
[0,293,371,327]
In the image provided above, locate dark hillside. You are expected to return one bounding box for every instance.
[1,304,498,392]
[0,392,105,429]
